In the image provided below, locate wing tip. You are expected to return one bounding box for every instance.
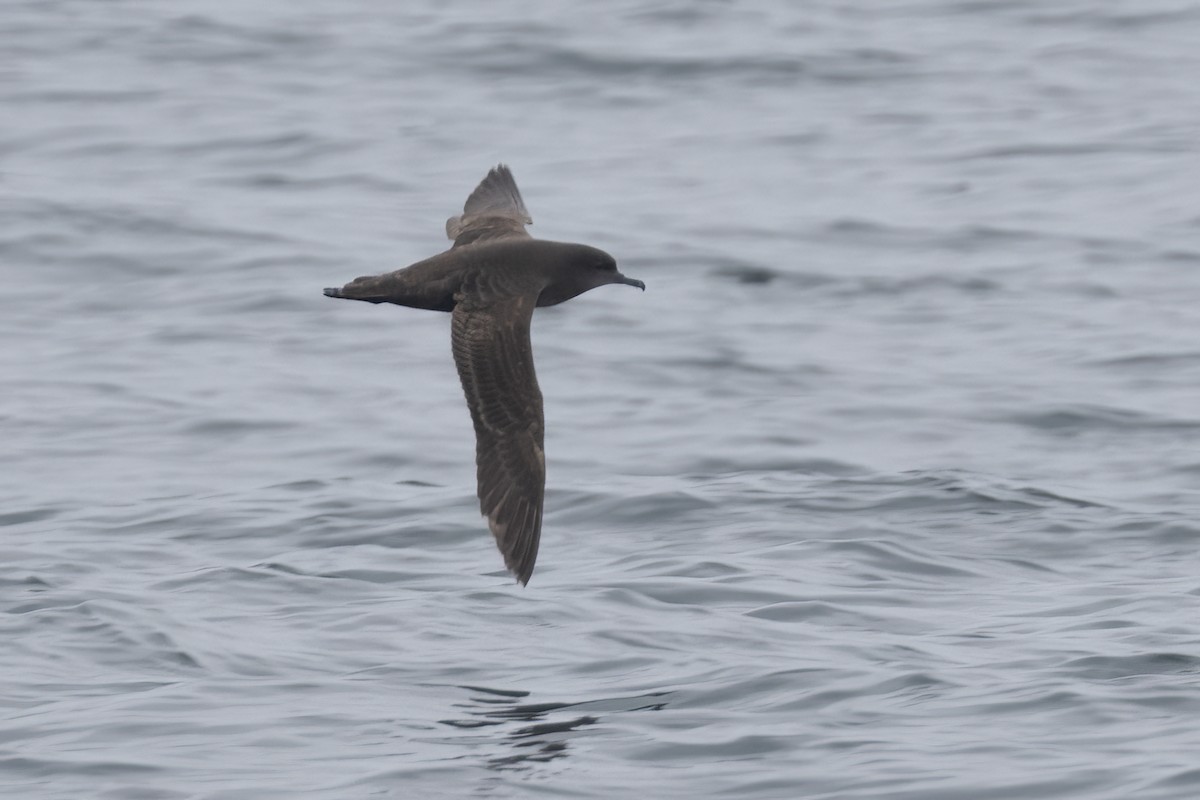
[509,556,535,586]
[487,511,539,587]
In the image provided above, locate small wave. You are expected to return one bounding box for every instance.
[948,141,1170,161]
[0,507,60,526]
[1003,405,1200,434]
[1023,7,1200,30]
[1059,653,1200,681]
[452,44,807,82]
[7,89,161,106]
[1087,351,1200,370]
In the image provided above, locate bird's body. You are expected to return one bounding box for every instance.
[328,238,620,311]
[325,165,643,585]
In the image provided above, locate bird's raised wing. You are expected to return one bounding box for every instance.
[450,292,544,584]
[445,164,533,248]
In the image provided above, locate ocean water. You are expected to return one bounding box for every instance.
[4,1,1200,797]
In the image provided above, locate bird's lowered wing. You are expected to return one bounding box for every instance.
[445,164,533,248]
[450,292,544,584]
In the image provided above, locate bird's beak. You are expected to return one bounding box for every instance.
[616,274,645,291]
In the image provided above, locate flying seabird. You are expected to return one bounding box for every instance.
[324,165,644,585]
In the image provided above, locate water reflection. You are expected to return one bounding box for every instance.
[440,685,670,771]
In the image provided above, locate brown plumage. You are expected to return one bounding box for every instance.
[324,165,644,585]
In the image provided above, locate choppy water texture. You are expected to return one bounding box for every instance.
[5,1,1200,797]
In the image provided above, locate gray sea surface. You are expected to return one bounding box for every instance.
[5,1,1200,797]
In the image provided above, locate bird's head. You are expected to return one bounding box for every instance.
[585,248,645,292]
[537,243,645,307]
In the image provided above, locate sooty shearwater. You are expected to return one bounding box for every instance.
[324,165,644,585]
